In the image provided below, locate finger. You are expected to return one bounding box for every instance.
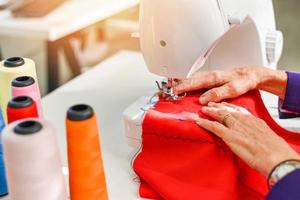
[208,102,220,107]
[221,102,240,109]
[207,102,234,110]
[201,106,229,122]
[207,102,238,113]
[173,78,206,94]
[199,83,239,105]
[195,118,228,139]
[173,71,228,95]
[202,106,237,128]
[196,118,255,162]
[221,102,251,115]
[221,102,244,111]
[208,102,251,119]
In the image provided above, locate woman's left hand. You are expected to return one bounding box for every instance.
[196,102,300,176]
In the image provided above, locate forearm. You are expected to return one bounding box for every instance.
[257,68,287,99]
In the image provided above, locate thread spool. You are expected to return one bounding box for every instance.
[66,104,108,200]
[2,119,68,200]
[0,108,8,197]
[7,96,39,124]
[11,76,43,118]
[0,57,37,123]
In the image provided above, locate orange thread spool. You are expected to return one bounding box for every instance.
[66,104,108,200]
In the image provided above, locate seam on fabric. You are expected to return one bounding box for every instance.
[143,131,231,153]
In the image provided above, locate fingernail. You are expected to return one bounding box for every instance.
[199,96,209,105]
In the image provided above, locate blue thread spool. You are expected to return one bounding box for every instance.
[0,108,8,197]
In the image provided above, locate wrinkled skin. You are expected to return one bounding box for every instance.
[173,67,287,104]
[172,66,299,175]
[196,102,300,176]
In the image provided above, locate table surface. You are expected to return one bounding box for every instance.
[1,50,300,200]
[45,50,159,200]
[0,0,139,41]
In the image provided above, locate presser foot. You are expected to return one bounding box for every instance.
[155,79,186,101]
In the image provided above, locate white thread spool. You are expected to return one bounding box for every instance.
[2,119,67,200]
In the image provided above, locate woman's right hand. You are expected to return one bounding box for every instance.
[173,67,287,105]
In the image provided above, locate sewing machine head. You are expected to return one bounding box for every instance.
[123,0,284,147]
[139,0,283,100]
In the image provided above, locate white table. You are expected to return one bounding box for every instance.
[1,50,299,200]
[45,51,159,200]
[0,0,140,91]
[1,50,155,200]
[0,0,139,41]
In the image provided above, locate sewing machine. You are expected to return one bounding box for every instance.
[123,0,285,147]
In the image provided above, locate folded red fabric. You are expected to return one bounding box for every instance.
[133,90,300,200]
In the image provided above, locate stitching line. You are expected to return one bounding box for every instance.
[142,131,266,198]
[143,131,231,153]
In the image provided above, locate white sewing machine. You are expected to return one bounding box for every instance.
[123,0,285,147]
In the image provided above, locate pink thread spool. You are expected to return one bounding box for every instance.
[11,76,43,118]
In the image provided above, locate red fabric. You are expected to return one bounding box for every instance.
[133,90,300,200]
[7,101,38,124]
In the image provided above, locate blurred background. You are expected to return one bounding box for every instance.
[0,0,298,95]
[274,0,300,72]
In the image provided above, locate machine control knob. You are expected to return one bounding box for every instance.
[266,31,283,63]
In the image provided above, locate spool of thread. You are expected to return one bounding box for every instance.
[2,119,68,200]
[0,57,37,123]
[7,96,39,124]
[66,104,108,200]
[11,76,43,118]
[0,108,8,197]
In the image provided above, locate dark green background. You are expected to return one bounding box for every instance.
[274,0,300,71]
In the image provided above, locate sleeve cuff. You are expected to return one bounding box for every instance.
[278,99,300,119]
[281,72,300,113]
[266,169,300,200]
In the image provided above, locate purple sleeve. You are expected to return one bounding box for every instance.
[281,72,300,113]
[266,169,300,200]
[278,99,300,119]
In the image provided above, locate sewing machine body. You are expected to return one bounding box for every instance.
[123,0,285,147]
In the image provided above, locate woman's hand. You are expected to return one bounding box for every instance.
[173,67,287,105]
[195,102,300,176]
